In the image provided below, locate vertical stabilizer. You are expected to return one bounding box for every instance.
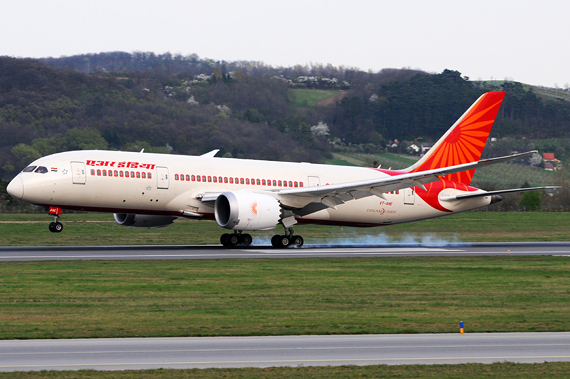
[405,91,505,184]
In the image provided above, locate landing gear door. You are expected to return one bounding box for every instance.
[404,188,415,205]
[157,166,170,189]
[71,162,86,184]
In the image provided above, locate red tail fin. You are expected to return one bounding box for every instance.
[408,91,505,184]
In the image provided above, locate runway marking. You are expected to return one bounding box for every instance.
[3,355,570,369]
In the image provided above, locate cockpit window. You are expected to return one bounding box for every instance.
[22,166,37,172]
[35,166,48,174]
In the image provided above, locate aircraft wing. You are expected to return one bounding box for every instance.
[276,151,537,212]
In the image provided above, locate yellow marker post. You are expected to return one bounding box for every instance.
[460,321,464,335]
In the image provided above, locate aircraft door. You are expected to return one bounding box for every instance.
[157,166,170,189]
[404,188,415,205]
[307,176,321,187]
[71,162,86,184]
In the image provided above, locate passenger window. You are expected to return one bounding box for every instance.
[91,169,95,176]
[148,173,152,179]
[219,176,223,183]
[23,166,37,173]
[289,181,293,187]
[175,174,179,180]
[180,174,185,181]
[240,178,244,184]
[97,170,101,176]
[300,182,304,187]
[202,176,206,182]
[136,172,140,178]
[197,176,201,182]
[246,178,250,185]
[294,181,298,187]
[191,175,195,181]
[131,171,135,178]
[213,177,217,183]
[278,180,282,186]
[229,178,233,184]
[114,170,118,177]
[208,176,212,182]
[186,175,190,181]
[224,177,228,183]
[142,172,146,179]
[262,179,266,185]
[120,171,124,177]
[273,180,277,186]
[256,179,260,185]
[103,170,107,176]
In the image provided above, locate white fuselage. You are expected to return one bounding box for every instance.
[8,150,492,228]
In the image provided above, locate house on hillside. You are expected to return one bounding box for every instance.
[542,152,562,171]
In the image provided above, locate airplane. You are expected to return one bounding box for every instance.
[6,91,557,248]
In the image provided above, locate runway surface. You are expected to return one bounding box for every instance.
[2,333,570,371]
[1,242,570,261]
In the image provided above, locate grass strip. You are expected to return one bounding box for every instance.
[2,362,570,378]
[1,212,569,246]
[1,256,569,339]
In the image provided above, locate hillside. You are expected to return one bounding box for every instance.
[1,53,570,183]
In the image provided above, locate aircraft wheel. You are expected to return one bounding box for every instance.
[271,235,281,248]
[271,235,290,248]
[220,233,232,247]
[54,222,63,233]
[241,233,252,246]
[228,234,240,246]
[49,222,56,233]
[291,235,304,247]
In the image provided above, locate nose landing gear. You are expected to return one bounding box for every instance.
[48,206,63,233]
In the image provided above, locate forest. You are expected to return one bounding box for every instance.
[1,52,570,184]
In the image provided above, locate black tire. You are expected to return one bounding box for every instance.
[292,235,304,247]
[279,235,290,248]
[271,235,281,248]
[241,234,252,246]
[229,234,240,246]
[54,222,63,233]
[49,222,56,233]
[220,233,231,247]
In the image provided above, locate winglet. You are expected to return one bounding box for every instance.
[406,91,506,185]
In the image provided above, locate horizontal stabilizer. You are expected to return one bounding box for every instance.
[439,186,560,202]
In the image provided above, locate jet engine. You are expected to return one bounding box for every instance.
[215,191,281,231]
[113,213,177,228]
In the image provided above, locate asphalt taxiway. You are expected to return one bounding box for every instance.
[2,333,570,371]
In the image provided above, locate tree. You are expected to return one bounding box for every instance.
[519,190,542,211]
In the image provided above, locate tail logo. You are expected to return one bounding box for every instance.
[413,91,506,185]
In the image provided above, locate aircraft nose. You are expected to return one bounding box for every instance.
[7,176,24,200]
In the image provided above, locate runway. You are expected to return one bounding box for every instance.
[2,333,570,371]
[1,242,570,261]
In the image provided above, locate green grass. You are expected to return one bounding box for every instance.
[288,88,340,106]
[1,256,570,340]
[1,211,569,247]
[3,363,570,378]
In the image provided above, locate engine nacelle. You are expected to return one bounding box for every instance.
[113,213,177,228]
[214,191,281,231]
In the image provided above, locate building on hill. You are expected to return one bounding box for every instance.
[542,153,562,171]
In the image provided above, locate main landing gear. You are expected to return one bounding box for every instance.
[48,206,63,233]
[271,227,304,248]
[220,232,253,247]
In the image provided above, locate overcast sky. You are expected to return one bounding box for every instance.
[2,0,569,88]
